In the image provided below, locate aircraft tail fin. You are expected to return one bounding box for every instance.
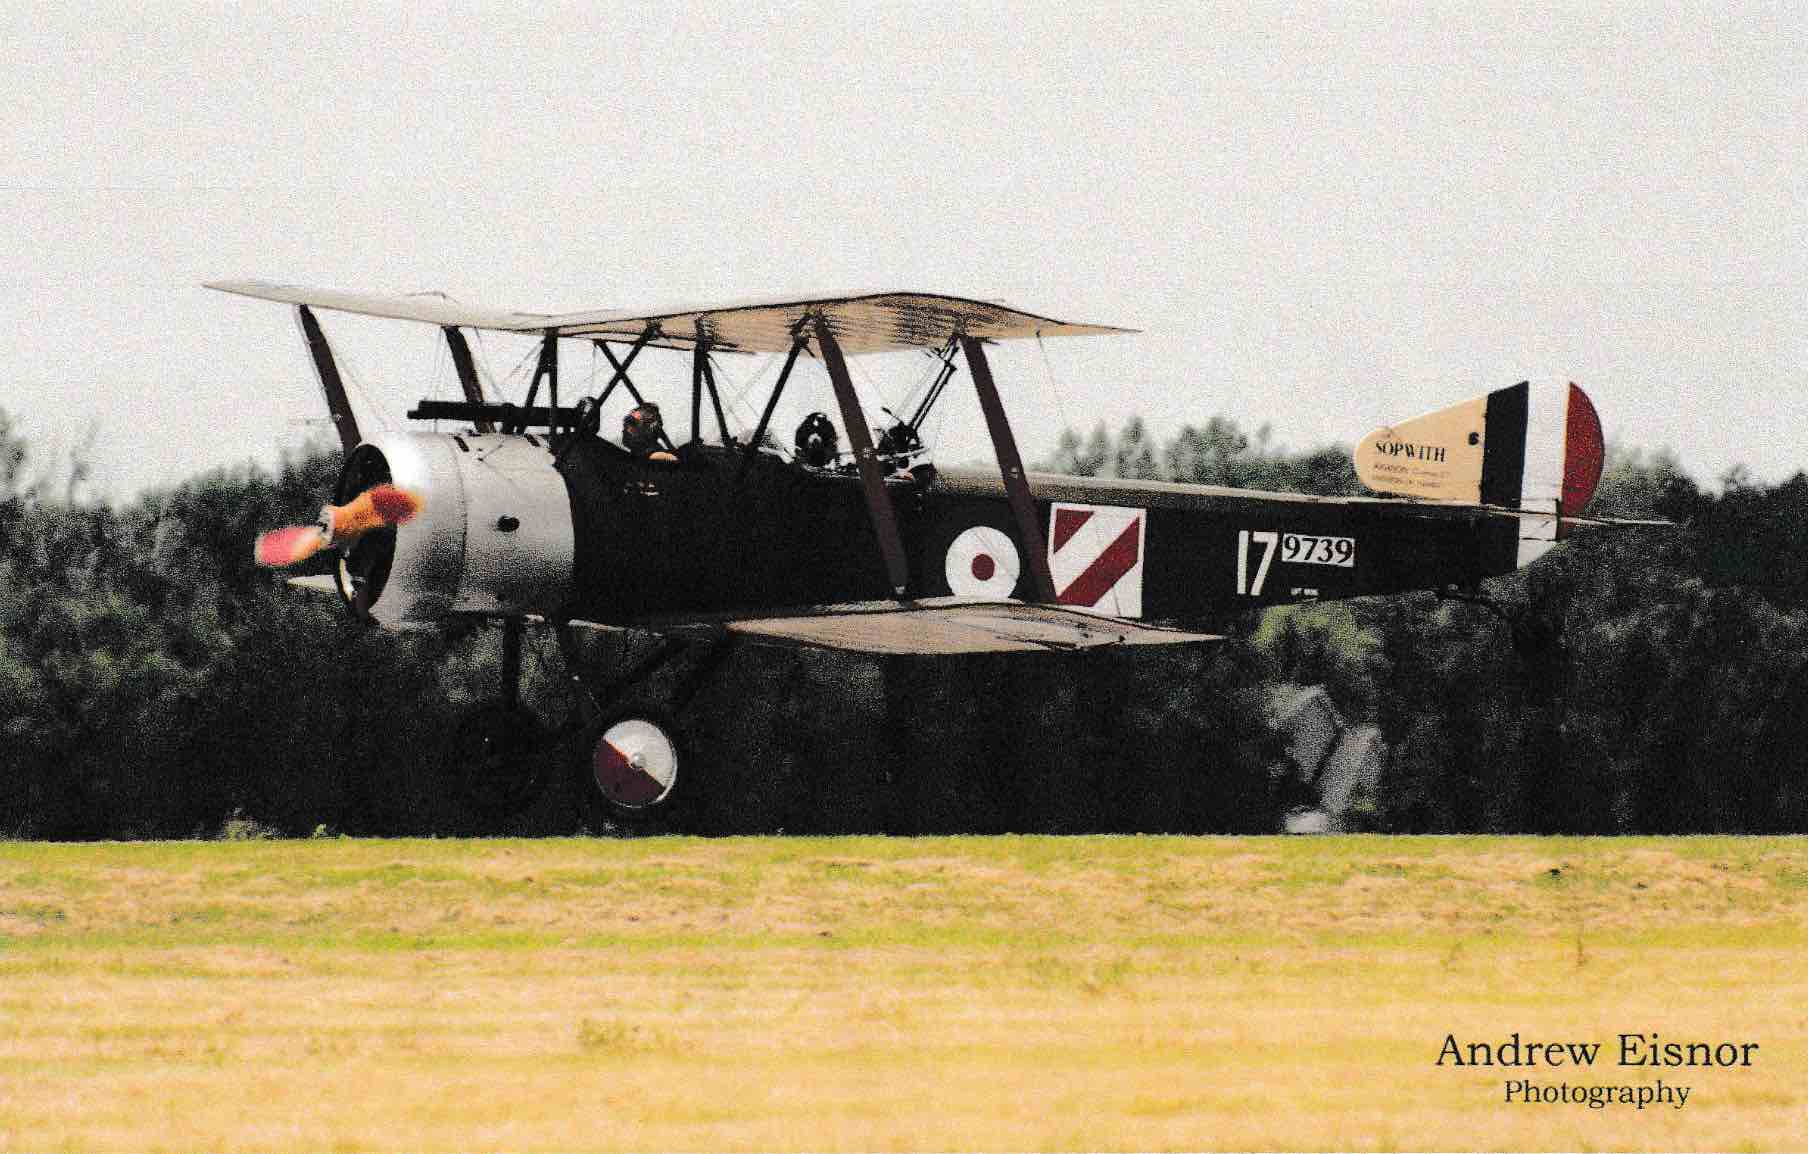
[1355,381,1604,568]
[1355,381,1605,514]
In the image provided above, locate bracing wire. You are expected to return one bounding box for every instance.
[330,336,395,436]
[468,329,499,403]
[492,338,542,405]
[711,351,781,429]
[1036,329,1129,606]
[1036,332,1085,472]
[845,354,900,438]
[424,331,448,432]
[895,346,946,420]
[927,381,953,457]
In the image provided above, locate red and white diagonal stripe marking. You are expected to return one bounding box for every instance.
[1048,503,1145,617]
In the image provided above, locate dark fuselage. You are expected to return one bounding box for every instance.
[552,438,1523,627]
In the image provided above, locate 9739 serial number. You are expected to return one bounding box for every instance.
[1282,533,1355,567]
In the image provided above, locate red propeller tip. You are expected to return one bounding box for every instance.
[367,484,423,525]
[255,525,325,568]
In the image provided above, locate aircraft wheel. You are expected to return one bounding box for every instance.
[447,704,546,823]
[574,706,697,831]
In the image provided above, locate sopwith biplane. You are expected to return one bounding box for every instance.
[210,280,1609,829]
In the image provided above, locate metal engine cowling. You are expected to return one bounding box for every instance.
[335,432,575,629]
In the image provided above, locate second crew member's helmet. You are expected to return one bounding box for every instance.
[794,412,839,467]
[623,402,665,455]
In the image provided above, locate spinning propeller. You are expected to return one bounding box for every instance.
[254,484,423,568]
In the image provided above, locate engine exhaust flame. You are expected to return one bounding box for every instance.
[253,484,423,568]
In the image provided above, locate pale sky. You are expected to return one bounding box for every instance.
[3,2,1802,500]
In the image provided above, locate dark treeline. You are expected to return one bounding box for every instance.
[1,406,1804,837]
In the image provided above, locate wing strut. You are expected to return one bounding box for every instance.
[593,328,656,409]
[441,327,494,433]
[294,305,361,453]
[961,335,1057,603]
[815,317,910,597]
[516,329,560,433]
[693,320,731,446]
[541,328,559,431]
[740,332,810,479]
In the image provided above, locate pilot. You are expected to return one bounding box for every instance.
[623,402,677,463]
[794,412,839,468]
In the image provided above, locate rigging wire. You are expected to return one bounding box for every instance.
[845,353,898,440]
[693,350,763,434]
[927,377,953,457]
[467,328,501,403]
[491,338,542,405]
[1036,332,1084,471]
[888,346,946,427]
[330,334,395,437]
[716,351,780,425]
[1035,329,1129,608]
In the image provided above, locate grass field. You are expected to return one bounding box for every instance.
[1,835,1804,1152]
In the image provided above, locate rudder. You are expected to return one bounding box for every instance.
[1355,381,1604,511]
[1354,381,1605,566]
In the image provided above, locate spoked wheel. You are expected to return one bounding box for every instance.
[575,706,698,831]
[447,704,547,823]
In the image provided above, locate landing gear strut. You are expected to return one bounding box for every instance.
[445,617,545,822]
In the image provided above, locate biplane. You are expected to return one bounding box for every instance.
[208,280,1608,828]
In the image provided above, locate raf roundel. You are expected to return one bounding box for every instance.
[944,525,1021,598]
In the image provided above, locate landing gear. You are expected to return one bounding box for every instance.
[560,628,735,832]
[430,617,747,833]
[443,617,548,825]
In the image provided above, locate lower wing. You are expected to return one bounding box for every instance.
[579,598,1218,655]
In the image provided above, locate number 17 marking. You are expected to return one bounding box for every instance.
[1237,530,1278,596]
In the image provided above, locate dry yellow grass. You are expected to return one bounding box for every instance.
[1,835,1804,1151]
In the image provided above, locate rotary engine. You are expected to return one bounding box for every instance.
[334,432,575,629]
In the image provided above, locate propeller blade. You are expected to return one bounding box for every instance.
[328,484,423,540]
[255,525,327,568]
[253,484,423,569]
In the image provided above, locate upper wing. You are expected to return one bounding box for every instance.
[563,598,1217,655]
[206,280,1132,354]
